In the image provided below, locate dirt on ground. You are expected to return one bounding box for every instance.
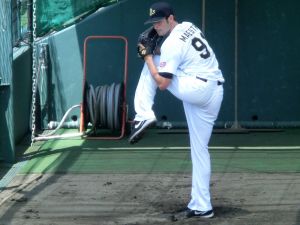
[0,172,299,225]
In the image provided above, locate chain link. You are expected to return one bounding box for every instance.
[30,0,37,146]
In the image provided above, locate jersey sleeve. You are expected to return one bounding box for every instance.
[158,37,182,75]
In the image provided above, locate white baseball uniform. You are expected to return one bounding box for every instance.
[134,22,224,211]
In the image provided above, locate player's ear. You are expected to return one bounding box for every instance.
[167,15,175,23]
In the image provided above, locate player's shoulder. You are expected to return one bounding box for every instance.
[163,22,198,48]
[165,22,196,46]
[171,22,200,39]
[179,21,194,28]
[174,22,197,32]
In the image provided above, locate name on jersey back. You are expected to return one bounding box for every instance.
[179,24,199,42]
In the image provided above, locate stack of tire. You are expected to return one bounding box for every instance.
[84,82,124,131]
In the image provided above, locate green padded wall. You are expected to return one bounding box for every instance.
[36,0,300,128]
[206,0,235,123]
[39,0,206,125]
[238,0,300,123]
[13,47,32,143]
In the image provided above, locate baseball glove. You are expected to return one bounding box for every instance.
[137,26,162,58]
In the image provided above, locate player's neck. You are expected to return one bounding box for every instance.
[170,21,178,32]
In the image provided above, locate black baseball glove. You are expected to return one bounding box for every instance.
[137,26,163,58]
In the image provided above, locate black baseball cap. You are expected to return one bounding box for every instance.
[144,2,174,24]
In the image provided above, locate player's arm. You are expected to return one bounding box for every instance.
[144,55,172,90]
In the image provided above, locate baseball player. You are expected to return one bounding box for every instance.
[129,2,224,219]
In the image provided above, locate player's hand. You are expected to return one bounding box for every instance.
[137,26,158,59]
[137,43,153,59]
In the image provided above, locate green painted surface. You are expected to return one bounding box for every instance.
[213,150,300,173]
[19,129,300,174]
[0,0,15,163]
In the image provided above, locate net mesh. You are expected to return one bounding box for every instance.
[0,0,12,83]
[35,0,118,37]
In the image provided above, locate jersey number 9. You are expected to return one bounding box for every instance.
[191,37,210,59]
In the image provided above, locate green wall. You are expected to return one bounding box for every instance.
[13,47,32,144]
[238,0,300,123]
[35,0,300,128]
[39,0,216,125]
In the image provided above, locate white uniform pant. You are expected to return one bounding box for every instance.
[133,57,223,211]
[133,62,158,121]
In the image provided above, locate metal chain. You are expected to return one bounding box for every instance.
[30,0,37,146]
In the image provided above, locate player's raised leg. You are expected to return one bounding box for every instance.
[129,57,160,144]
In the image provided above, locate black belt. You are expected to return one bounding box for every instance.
[196,77,223,85]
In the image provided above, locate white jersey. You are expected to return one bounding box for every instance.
[158,22,224,82]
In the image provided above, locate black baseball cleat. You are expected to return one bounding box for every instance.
[128,118,156,144]
[185,209,214,218]
[173,208,214,221]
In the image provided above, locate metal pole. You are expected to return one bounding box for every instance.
[231,0,242,129]
[201,0,206,34]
